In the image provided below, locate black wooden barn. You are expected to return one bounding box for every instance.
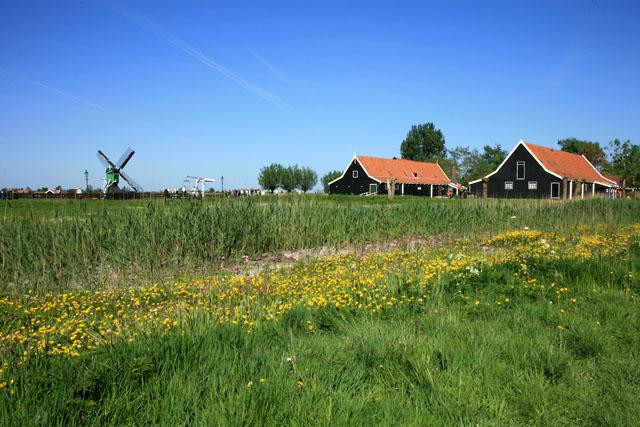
[468,141,619,199]
[328,155,460,196]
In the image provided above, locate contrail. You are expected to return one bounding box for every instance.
[0,67,133,119]
[99,1,295,114]
[248,48,291,84]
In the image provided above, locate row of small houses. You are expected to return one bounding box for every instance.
[328,140,627,199]
[1,188,85,199]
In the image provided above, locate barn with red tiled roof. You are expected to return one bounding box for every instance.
[328,155,460,196]
[468,140,619,199]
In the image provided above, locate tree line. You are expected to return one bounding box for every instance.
[258,164,318,193]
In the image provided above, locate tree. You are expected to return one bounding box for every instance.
[321,170,342,193]
[558,138,608,170]
[479,144,507,171]
[607,139,640,187]
[258,163,285,193]
[297,167,318,193]
[434,156,457,181]
[446,146,474,181]
[281,165,301,193]
[400,122,446,161]
[450,144,507,183]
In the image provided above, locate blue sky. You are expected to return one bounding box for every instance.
[1,0,638,190]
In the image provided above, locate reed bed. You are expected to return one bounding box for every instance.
[1,196,638,292]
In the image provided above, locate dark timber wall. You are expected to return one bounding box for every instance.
[484,144,563,199]
[329,159,380,195]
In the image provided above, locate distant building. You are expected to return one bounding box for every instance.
[468,140,619,199]
[328,155,460,196]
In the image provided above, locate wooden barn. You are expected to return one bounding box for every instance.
[468,140,619,199]
[328,155,459,196]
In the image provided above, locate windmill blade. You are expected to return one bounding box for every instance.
[203,178,215,182]
[116,148,135,169]
[119,170,143,192]
[186,176,200,180]
[97,150,116,168]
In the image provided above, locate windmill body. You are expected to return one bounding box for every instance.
[97,148,143,194]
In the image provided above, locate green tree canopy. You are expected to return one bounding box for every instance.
[297,167,318,193]
[607,139,640,187]
[400,123,446,161]
[281,165,301,193]
[321,170,342,193]
[447,144,507,183]
[258,163,285,193]
[558,138,608,170]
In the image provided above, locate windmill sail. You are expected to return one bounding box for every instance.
[97,150,116,169]
[120,170,143,192]
[116,148,135,169]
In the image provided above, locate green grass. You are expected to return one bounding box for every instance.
[2,196,639,293]
[2,244,639,425]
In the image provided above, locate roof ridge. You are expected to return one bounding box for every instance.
[523,141,584,159]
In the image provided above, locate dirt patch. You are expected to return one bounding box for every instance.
[233,235,446,276]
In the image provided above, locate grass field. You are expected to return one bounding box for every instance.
[1,197,639,424]
[1,196,639,293]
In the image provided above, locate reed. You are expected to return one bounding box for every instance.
[1,197,638,292]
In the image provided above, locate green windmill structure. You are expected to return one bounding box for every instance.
[97,148,143,194]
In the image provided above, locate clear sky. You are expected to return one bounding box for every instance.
[1,0,639,191]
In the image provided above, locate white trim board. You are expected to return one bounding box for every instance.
[326,155,382,186]
[581,155,617,187]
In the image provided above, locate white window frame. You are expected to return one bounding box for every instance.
[352,170,358,178]
[550,182,560,199]
[516,161,525,180]
[505,181,513,190]
[528,181,537,190]
[369,183,378,194]
[412,172,418,177]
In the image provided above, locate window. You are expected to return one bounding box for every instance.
[516,161,525,180]
[505,181,513,190]
[412,172,418,178]
[550,182,560,199]
[369,183,378,194]
[352,170,358,178]
[528,181,537,190]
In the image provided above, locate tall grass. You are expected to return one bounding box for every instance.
[1,197,638,292]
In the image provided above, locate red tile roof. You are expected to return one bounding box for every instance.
[357,156,452,185]
[523,142,616,185]
[604,174,622,186]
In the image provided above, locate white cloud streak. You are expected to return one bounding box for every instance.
[99,1,295,114]
[0,66,133,119]
[248,48,291,84]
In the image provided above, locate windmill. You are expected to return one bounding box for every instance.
[96,148,143,194]
[186,176,215,198]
